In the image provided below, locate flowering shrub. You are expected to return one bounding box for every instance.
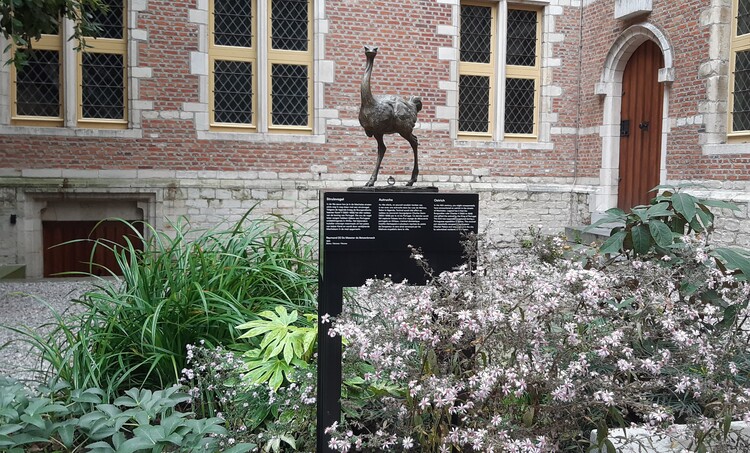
[181,342,318,452]
[327,233,750,451]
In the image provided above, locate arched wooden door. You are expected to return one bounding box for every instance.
[618,40,664,210]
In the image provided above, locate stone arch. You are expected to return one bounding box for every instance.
[594,23,675,213]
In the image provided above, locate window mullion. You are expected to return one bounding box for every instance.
[258,0,269,133]
[495,0,507,142]
[63,17,77,128]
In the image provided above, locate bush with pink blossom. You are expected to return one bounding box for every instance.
[326,230,750,452]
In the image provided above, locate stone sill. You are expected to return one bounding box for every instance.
[614,0,653,20]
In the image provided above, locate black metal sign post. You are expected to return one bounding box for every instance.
[316,190,479,452]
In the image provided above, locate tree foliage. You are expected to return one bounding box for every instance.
[0,0,105,68]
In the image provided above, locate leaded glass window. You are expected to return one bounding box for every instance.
[214,60,254,124]
[459,75,490,133]
[16,50,61,117]
[271,64,308,126]
[460,5,492,63]
[505,78,535,134]
[507,9,537,67]
[86,0,124,39]
[458,2,540,139]
[214,0,253,47]
[738,0,750,36]
[272,0,308,51]
[733,50,750,132]
[209,0,312,132]
[11,0,126,127]
[82,53,125,119]
[731,0,750,135]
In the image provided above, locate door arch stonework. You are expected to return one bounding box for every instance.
[594,23,675,213]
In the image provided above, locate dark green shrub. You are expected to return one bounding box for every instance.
[4,211,318,399]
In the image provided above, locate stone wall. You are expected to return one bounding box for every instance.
[0,170,595,277]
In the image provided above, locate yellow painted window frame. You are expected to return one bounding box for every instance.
[729,0,750,142]
[266,0,313,134]
[209,0,258,132]
[504,5,541,142]
[78,7,129,130]
[458,1,497,140]
[11,33,64,127]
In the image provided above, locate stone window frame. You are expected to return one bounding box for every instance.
[701,0,750,155]
[457,1,542,141]
[189,0,333,144]
[728,0,750,141]
[0,0,151,138]
[437,0,557,151]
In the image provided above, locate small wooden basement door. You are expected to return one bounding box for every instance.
[43,220,144,277]
[618,40,664,210]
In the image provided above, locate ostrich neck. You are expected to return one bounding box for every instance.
[361,56,375,106]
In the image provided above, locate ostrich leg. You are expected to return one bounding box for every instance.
[402,132,419,186]
[366,134,387,187]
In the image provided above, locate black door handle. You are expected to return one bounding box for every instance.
[639,121,649,131]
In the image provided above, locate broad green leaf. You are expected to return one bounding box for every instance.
[85,441,116,453]
[600,231,626,255]
[0,424,22,436]
[19,413,46,430]
[699,199,740,211]
[713,247,750,278]
[95,404,122,418]
[605,439,616,453]
[632,207,648,223]
[648,220,672,247]
[57,423,76,448]
[671,192,697,222]
[72,388,104,404]
[223,443,257,453]
[645,202,671,219]
[118,436,157,453]
[631,224,651,255]
[22,398,51,417]
[695,208,714,230]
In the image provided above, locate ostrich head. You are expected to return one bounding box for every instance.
[364,45,379,58]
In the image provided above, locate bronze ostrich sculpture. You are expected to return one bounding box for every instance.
[358,46,422,187]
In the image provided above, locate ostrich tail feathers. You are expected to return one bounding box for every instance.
[411,96,423,113]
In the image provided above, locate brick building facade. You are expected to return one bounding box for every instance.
[0,0,749,277]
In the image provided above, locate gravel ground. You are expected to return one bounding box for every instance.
[0,278,94,382]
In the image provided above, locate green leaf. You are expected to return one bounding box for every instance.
[698,199,740,211]
[596,421,608,445]
[222,443,257,453]
[72,388,104,405]
[632,207,648,223]
[605,439,616,453]
[57,421,77,447]
[645,202,671,219]
[20,413,46,430]
[695,208,714,230]
[724,414,732,439]
[85,441,117,453]
[648,220,672,247]
[671,192,697,222]
[522,407,534,428]
[118,436,158,453]
[600,231,627,255]
[0,424,22,436]
[713,247,750,278]
[631,224,651,255]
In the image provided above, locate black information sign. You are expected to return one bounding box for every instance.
[316,190,479,451]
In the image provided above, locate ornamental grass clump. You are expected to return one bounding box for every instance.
[327,232,750,452]
[4,211,317,400]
